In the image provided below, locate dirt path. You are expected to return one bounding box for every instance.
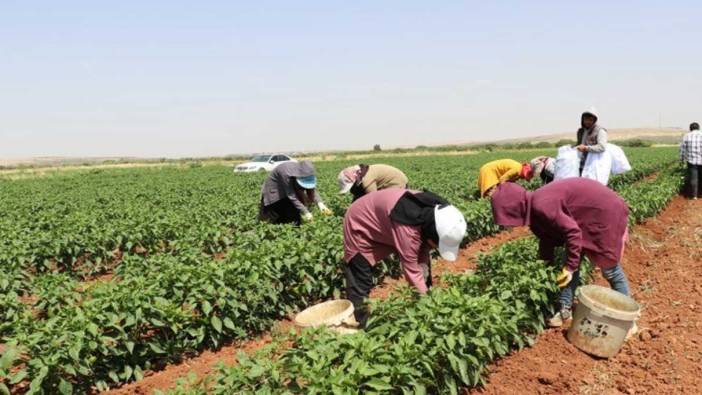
[471,196,702,395]
[104,228,531,394]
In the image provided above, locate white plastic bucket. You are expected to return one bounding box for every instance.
[567,285,641,358]
[294,299,358,334]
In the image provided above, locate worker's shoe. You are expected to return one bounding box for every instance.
[547,309,572,328]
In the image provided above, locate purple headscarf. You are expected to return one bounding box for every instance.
[490,182,532,227]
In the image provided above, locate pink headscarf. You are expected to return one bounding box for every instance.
[342,166,360,183]
[338,165,362,193]
[490,182,532,227]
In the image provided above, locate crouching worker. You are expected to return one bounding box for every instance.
[338,164,408,201]
[530,156,556,185]
[490,178,631,327]
[259,161,332,225]
[478,159,533,198]
[343,189,467,328]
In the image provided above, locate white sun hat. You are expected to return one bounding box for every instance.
[434,204,467,261]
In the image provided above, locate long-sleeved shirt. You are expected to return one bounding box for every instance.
[261,161,322,214]
[343,189,431,293]
[361,164,409,193]
[577,126,608,153]
[680,130,702,165]
[529,178,628,271]
[478,159,523,197]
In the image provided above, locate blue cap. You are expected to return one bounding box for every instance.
[296,175,317,189]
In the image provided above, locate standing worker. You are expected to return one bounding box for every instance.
[338,164,409,201]
[530,156,556,184]
[343,188,467,328]
[576,107,608,176]
[477,159,533,197]
[680,122,702,200]
[490,179,631,328]
[259,161,332,225]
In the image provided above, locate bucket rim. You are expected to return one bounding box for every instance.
[576,285,640,321]
[294,299,355,328]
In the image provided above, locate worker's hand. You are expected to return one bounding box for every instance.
[556,267,574,288]
[318,202,333,216]
[301,212,313,222]
[576,144,588,153]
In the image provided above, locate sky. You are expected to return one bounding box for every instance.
[1,1,701,158]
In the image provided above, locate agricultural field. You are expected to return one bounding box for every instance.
[0,147,686,394]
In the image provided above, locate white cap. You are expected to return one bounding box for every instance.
[434,205,467,261]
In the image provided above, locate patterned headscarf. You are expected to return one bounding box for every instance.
[338,165,361,193]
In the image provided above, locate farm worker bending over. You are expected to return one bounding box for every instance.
[530,156,556,185]
[343,189,467,328]
[490,178,631,328]
[575,107,608,175]
[338,164,409,201]
[477,159,533,197]
[259,161,332,225]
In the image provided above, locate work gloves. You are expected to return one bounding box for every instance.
[556,267,574,288]
[301,203,332,223]
[318,202,333,216]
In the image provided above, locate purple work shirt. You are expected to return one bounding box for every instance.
[343,189,431,293]
[491,178,628,271]
[530,179,629,271]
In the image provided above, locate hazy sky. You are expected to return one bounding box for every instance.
[1,1,701,158]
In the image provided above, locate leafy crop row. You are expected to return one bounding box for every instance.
[0,148,678,393]
[167,165,685,395]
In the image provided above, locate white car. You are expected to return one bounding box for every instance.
[233,154,296,173]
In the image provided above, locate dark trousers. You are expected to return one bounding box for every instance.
[259,197,301,225]
[579,154,587,176]
[343,254,374,328]
[687,163,701,198]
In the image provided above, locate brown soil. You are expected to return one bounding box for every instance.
[104,228,530,394]
[104,195,702,395]
[471,196,702,395]
[103,320,294,395]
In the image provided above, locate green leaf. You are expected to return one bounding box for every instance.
[134,365,144,381]
[211,316,223,333]
[126,341,135,354]
[223,317,237,330]
[123,365,134,380]
[0,347,16,370]
[457,358,469,384]
[10,370,28,385]
[69,344,81,361]
[366,378,393,391]
[58,379,73,395]
[247,364,266,378]
[28,366,49,395]
[150,318,166,327]
[87,323,99,336]
[149,343,166,354]
[202,301,213,315]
